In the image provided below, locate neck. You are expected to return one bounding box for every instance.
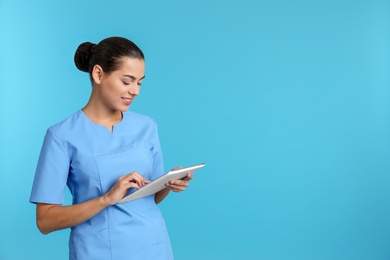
[82,100,123,132]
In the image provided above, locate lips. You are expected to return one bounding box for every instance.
[122,97,133,105]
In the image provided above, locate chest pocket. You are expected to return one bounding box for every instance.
[94,145,153,194]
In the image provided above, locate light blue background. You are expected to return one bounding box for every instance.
[1,0,390,259]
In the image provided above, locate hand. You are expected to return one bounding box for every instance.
[103,172,150,205]
[166,167,194,192]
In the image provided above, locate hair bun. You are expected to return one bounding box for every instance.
[74,42,95,72]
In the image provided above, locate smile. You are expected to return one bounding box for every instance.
[122,97,133,105]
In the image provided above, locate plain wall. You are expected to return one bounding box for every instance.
[1,0,390,259]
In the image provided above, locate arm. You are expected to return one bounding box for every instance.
[154,172,194,204]
[37,197,108,234]
[36,172,149,234]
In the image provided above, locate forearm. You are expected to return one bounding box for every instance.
[154,187,170,204]
[36,171,150,234]
[37,195,110,234]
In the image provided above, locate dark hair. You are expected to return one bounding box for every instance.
[74,36,144,80]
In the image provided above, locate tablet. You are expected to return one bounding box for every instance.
[118,163,206,203]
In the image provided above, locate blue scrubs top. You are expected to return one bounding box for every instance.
[30,110,173,260]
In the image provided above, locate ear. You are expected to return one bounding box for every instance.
[91,65,104,84]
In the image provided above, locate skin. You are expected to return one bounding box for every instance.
[36,57,193,234]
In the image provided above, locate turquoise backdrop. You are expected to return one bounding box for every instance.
[1,0,390,259]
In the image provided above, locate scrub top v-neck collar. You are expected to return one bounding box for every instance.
[79,109,125,134]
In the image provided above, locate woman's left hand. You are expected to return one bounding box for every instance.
[165,171,194,192]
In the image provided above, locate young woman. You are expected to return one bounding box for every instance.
[30,36,192,259]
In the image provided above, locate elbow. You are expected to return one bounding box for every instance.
[39,229,51,235]
[36,203,59,235]
[36,218,53,235]
[37,222,50,235]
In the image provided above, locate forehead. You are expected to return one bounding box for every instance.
[115,57,145,78]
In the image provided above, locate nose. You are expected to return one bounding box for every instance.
[128,83,140,96]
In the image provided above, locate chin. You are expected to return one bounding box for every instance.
[120,106,130,112]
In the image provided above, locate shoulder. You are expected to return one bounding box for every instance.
[46,110,84,138]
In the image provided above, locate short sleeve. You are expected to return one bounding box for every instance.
[151,124,165,180]
[29,129,70,204]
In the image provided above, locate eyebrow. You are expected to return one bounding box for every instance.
[123,75,145,80]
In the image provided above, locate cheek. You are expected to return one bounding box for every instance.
[102,82,122,98]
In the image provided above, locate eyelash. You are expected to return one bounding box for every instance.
[123,81,142,86]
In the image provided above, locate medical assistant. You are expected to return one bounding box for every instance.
[30,110,173,260]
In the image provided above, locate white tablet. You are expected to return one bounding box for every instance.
[118,163,206,203]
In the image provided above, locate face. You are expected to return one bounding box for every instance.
[92,57,145,112]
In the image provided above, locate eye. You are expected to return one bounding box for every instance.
[122,81,130,86]
[137,82,142,86]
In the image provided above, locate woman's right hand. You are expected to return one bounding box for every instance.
[103,172,150,205]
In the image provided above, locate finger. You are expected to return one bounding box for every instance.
[120,175,142,188]
[166,181,188,192]
[118,176,141,190]
[169,179,189,187]
[135,173,150,186]
[165,184,185,192]
[127,181,141,190]
[182,172,194,181]
[125,172,149,187]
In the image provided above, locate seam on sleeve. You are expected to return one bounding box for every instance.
[48,128,71,162]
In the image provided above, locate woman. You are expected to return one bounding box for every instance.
[30,36,192,259]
